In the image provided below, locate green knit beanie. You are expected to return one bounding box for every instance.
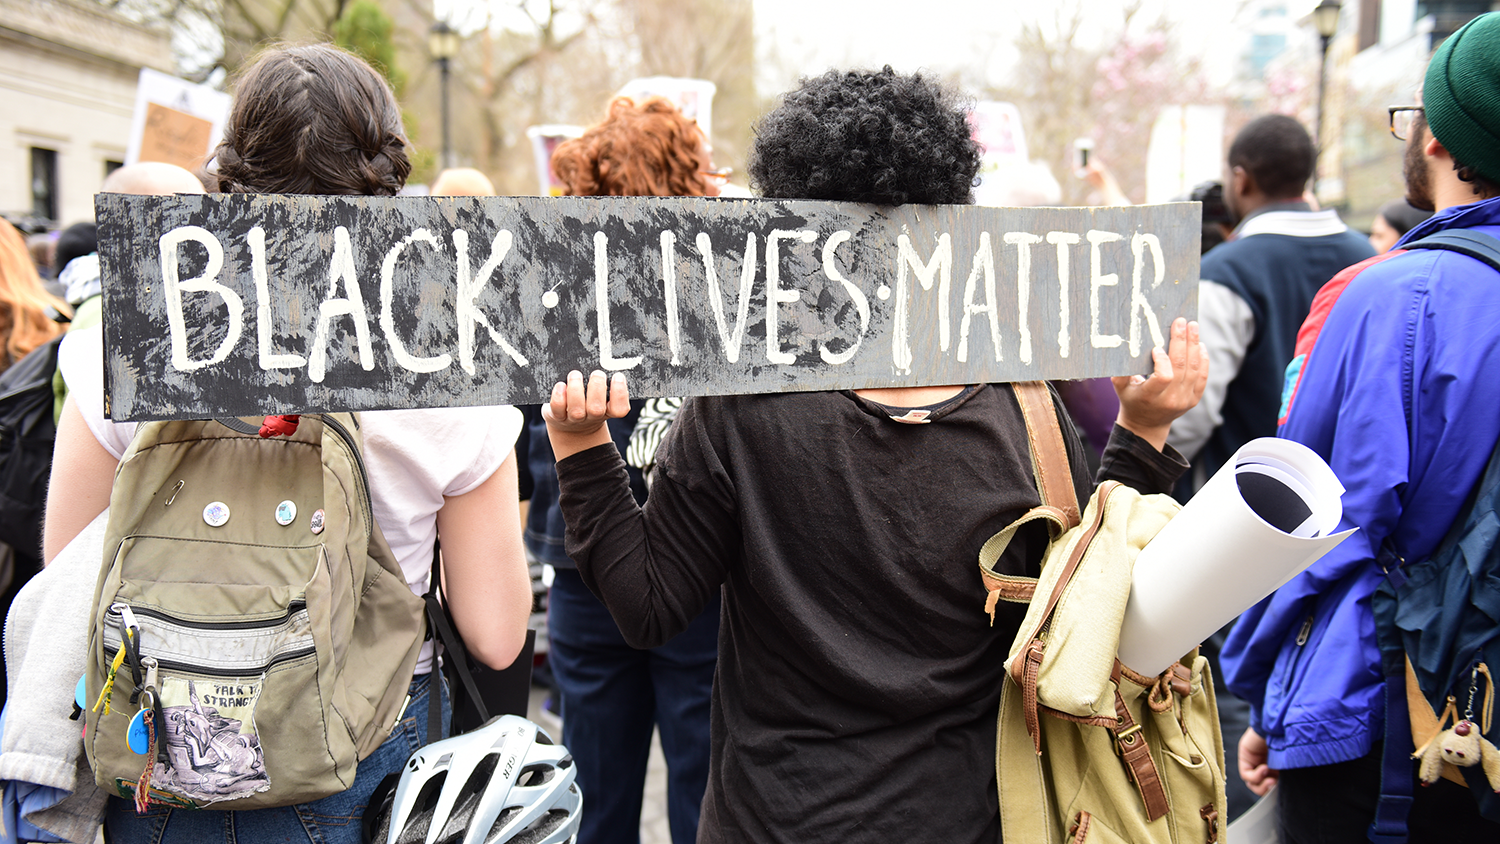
[1424,12,1500,184]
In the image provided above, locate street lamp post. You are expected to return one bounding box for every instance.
[428,21,460,171]
[1313,0,1342,152]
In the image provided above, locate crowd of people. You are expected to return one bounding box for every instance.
[0,9,1498,844]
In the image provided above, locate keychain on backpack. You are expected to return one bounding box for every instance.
[127,658,161,812]
[1415,662,1500,791]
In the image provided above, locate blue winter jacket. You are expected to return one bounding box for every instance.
[1220,195,1500,769]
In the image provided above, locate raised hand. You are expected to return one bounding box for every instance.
[1112,317,1208,450]
[543,370,632,460]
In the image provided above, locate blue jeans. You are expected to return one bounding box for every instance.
[104,673,449,844]
[547,568,718,844]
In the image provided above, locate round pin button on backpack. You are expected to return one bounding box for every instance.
[203,502,230,527]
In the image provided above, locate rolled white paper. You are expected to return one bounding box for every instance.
[1116,438,1357,677]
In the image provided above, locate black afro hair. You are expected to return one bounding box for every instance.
[748,67,982,206]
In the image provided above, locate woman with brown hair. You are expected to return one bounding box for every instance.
[41,43,533,844]
[524,95,721,844]
[0,220,67,372]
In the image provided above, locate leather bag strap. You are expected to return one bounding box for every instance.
[1010,382,1081,528]
[1110,661,1170,821]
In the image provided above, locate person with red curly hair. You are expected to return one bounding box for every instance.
[551,97,723,199]
[525,95,721,844]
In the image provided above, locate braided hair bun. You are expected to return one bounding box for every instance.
[211,43,411,196]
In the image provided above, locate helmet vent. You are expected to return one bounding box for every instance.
[397,775,447,844]
[483,806,524,843]
[508,809,569,844]
[434,753,500,843]
[515,763,554,787]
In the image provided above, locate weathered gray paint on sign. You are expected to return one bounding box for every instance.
[96,193,1199,421]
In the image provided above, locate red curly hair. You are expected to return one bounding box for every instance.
[551,97,713,198]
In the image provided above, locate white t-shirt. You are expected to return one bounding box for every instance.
[58,327,523,674]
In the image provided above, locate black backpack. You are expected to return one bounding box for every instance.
[0,335,63,563]
[1369,230,1500,841]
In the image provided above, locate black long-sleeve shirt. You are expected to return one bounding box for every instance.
[557,385,1186,844]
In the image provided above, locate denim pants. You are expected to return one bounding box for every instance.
[104,673,449,844]
[547,568,718,844]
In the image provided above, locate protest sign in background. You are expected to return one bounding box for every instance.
[96,193,1198,421]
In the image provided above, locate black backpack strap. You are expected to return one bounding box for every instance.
[1368,379,1500,844]
[1403,230,1500,271]
[1370,666,1416,843]
[422,539,490,741]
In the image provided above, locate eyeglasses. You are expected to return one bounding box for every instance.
[700,166,732,188]
[1388,106,1424,142]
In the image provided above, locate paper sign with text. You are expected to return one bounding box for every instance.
[95,194,1199,421]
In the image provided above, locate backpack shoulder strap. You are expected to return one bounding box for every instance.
[1010,382,1080,527]
[980,384,1082,621]
[1403,230,1500,272]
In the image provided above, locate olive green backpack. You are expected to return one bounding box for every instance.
[82,414,426,811]
[981,384,1227,843]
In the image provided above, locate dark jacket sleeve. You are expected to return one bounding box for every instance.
[1097,424,1189,495]
[555,400,736,649]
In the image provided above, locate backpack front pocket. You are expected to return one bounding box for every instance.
[89,539,353,809]
[97,599,326,807]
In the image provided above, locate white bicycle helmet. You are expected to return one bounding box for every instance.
[366,714,581,844]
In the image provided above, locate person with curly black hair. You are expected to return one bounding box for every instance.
[748,67,981,205]
[542,68,1207,844]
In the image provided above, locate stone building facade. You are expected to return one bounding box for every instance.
[0,0,171,229]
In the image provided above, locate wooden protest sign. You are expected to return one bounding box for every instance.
[96,194,1199,421]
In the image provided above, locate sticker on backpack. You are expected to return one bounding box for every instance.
[150,676,271,804]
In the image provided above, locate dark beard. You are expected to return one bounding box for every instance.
[1404,131,1435,212]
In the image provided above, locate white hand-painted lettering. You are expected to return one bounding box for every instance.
[248,226,304,371]
[893,232,952,373]
[958,232,1003,364]
[766,230,816,365]
[1046,232,1080,358]
[309,226,375,383]
[1005,232,1044,364]
[696,232,757,364]
[660,231,682,365]
[818,230,868,365]
[454,229,528,375]
[593,231,642,370]
[380,229,453,374]
[1130,232,1167,356]
[160,225,241,372]
[1087,230,1124,350]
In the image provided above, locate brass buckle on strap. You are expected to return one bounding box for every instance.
[1112,723,1143,756]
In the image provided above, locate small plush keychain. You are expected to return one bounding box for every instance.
[1414,663,1500,791]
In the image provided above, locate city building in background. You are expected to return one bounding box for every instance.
[0,0,172,230]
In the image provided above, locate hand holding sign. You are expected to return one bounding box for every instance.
[1112,317,1209,450]
[545,370,632,460]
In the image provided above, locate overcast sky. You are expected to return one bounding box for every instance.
[751,0,1324,96]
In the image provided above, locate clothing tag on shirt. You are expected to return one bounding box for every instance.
[887,409,933,424]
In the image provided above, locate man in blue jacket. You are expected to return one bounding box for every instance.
[1221,13,1500,841]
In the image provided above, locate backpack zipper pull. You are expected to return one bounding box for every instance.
[112,602,140,634]
[96,603,143,715]
[1295,613,1314,646]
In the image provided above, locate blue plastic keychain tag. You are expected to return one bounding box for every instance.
[75,675,87,710]
[127,708,151,754]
